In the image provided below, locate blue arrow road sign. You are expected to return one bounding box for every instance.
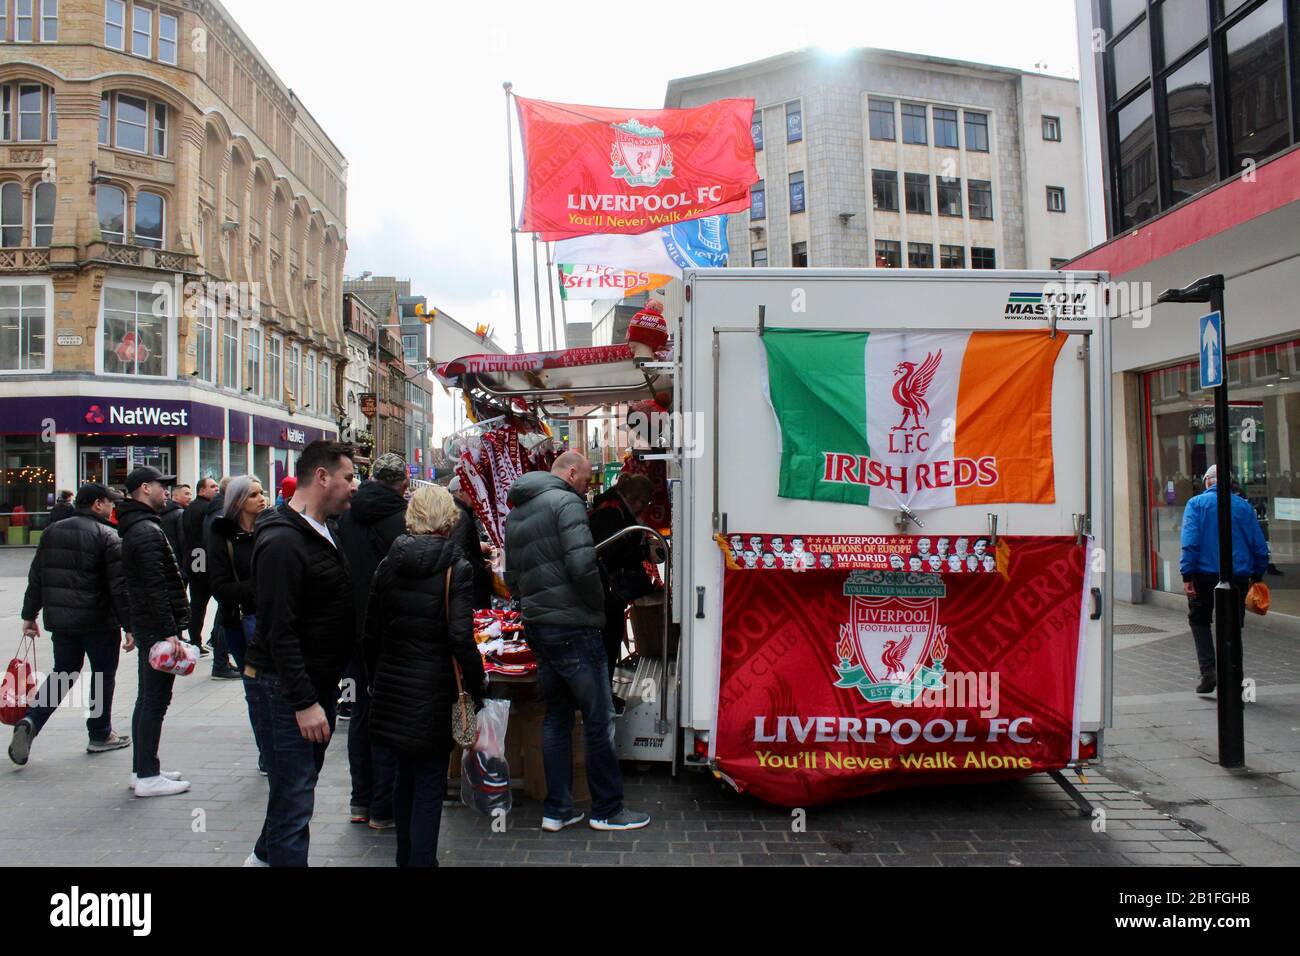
[1199,311,1223,390]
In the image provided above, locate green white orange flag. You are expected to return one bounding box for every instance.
[761,329,1067,510]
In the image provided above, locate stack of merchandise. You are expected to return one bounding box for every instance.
[473,609,535,677]
[453,423,526,549]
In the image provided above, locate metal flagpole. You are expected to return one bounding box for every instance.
[531,233,544,351]
[545,241,559,351]
[504,82,524,354]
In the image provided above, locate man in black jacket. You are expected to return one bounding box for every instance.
[244,441,357,867]
[47,490,75,525]
[334,452,406,829]
[118,466,192,798]
[182,476,220,657]
[11,484,133,766]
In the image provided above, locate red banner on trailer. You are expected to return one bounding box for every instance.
[711,534,1091,806]
[515,96,757,240]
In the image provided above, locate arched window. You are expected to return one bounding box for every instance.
[135,190,164,248]
[1,182,22,247]
[97,185,125,243]
[32,182,54,246]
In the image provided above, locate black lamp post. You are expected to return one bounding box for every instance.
[1156,273,1243,767]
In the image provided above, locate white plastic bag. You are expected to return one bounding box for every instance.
[461,699,512,816]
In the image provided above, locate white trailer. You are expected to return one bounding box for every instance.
[650,268,1112,806]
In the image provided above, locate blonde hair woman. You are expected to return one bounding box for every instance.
[363,484,486,867]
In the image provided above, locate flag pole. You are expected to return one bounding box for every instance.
[545,241,559,350]
[504,82,524,354]
[531,234,544,352]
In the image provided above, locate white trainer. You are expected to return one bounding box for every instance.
[128,771,183,790]
[133,774,191,797]
[541,813,585,832]
[242,852,270,868]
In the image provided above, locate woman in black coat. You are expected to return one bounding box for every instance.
[206,475,269,768]
[364,484,486,867]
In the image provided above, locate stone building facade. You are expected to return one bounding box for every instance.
[0,0,347,520]
[665,48,1089,274]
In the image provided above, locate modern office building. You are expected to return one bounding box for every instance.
[665,47,1090,273]
[0,0,347,539]
[1070,0,1300,615]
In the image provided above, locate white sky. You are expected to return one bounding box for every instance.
[220,0,1081,438]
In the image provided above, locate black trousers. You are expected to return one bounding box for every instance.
[1186,574,1249,675]
[26,629,121,743]
[131,634,176,777]
[188,577,212,648]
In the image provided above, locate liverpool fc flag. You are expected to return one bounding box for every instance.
[515,96,757,240]
[761,330,1067,510]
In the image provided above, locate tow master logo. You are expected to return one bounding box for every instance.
[609,118,673,187]
[1003,289,1090,321]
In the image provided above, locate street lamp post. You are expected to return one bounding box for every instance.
[1157,273,1243,767]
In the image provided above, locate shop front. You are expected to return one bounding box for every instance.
[252,415,332,492]
[1144,339,1300,616]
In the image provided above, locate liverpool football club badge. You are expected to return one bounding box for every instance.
[609,119,674,188]
[833,571,948,703]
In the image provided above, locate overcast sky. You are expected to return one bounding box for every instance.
[220,0,1081,436]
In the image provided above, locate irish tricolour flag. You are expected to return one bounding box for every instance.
[761,329,1067,510]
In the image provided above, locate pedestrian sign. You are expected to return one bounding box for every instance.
[1199,311,1223,390]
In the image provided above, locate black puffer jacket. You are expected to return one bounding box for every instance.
[207,514,256,628]
[160,501,186,581]
[335,481,408,633]
[246,504,356,711]
[180,493,221,581]
[117,498,190,638]
[503,472,604,628]
[47,501,76,525]
[365,534,485,754]
[21,511,131,632]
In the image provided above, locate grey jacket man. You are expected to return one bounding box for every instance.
[504,472,604,628]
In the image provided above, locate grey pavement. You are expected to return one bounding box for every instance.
[0,545,1293,867]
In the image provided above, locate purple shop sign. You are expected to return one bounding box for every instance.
[229,410,251,444]
[0,396,225,438]
[251,415,333,450]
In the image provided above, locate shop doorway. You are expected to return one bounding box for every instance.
[79,445,175,487]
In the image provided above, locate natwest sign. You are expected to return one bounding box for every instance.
[97,403,190,428]
[281,427,307,446]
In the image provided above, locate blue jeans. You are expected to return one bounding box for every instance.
[222,615,256,672]
[530,624,623,820]
[26,629,120,743]
[393,749,449,867]
[131,634,176,778]
[346,654,395,819]
[247,672,337,867]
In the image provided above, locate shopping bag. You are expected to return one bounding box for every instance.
[0,635,38,725]
[461,699,512,816]
[148,639,198,676]
[1245,582,1270,616]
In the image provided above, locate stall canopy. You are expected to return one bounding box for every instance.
[436,343,671,418]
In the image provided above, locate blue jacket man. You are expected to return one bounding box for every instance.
[1179,465,1269,694]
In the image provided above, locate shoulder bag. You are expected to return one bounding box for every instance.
[447,566,477,748]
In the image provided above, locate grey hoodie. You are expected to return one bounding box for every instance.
[503,472,604,628]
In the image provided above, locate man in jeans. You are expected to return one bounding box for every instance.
[505,451,650,832]
[117,466,192,798]
[1180,464,1270,695]
[243,441,357,867]
[11,484,133,766]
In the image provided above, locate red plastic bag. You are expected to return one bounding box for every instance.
[1,635,38,726]
[1246,582,1270,616]
[148,639,197,676]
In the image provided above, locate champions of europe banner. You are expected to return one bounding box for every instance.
[515,96,757,240]
[711,534,1090,806]
[761,329,1067,511]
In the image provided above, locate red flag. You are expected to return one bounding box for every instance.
[515,96,757,240]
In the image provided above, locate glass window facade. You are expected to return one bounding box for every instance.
[1143,339,1300,615]
[869,98,895,140]
[874,239,901,268]
[0,282,47,371]
[1102,0,1298,234]
[0,435,54,540]
[901,103,927,144]
[102,285,166,376]
[872,168,898,211]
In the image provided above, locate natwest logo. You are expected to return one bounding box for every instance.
[280,427,306,445]
[95,403,189,428]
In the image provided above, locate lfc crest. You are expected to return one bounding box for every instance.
[609,118,674,187]
[833,594,948,703]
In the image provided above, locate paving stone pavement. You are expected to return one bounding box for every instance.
[1106,601,1300,867]
[0,549,1286,867]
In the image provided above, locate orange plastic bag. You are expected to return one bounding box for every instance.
[1245,582,1270,616]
